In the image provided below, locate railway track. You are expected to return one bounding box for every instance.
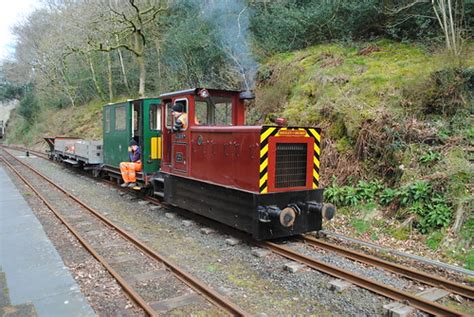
[300,235,474,300]
[5,145,48,159]
[3,145,472,316]
[0,149,248,317]
[259,241,467,316]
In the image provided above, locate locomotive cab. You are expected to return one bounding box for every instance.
[159,88,335,240]
[102,97,162,184]
[159,88,245,176]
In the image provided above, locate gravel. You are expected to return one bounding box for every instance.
[7,148,466,316]
[284,240,411,289]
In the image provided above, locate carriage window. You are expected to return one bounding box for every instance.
[133,108,139,133]
[195,96,233,126]
[105,108,111,133]
[149,104,161,130]
[115,106,126,131]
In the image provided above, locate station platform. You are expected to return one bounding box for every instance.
[0,166,95,316]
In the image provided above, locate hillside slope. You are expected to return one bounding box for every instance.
[254,40,473,268]
[7,99,104,149]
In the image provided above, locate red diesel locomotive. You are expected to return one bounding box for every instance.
[157,88,334,240]
[47,88,335,240]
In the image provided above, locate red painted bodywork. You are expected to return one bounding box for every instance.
[189,126,261,191]
[160,88,315,193]
[160,89,260,191]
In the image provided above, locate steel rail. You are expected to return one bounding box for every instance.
[4,145,48,159]
[0,156,158,317]
[260,241,466,317]
[322,230,474,277]
[1,149,248,317]
[301,235,474,300]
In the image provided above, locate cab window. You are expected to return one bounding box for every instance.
[165,102,173,129]
[149,104,161,131]
[195,101,208,125]
[166,99,188,130]
[195,96,233,126]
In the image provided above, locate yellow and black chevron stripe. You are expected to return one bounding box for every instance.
[259,126,278,193]
[308,127,321,189]
[259,126,321,193]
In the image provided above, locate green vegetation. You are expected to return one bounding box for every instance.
[325,179,453,233]
[250,1,450,54]
[7,98,104,146]
[419,150,441,165]
[426,231,444,250]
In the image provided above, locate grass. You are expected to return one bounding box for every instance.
[390,227,410,241]
[206,264,218,272]
[426,231,444,251]
[464,249,474,270]
[351,219,370,235]
[257,40,472,139]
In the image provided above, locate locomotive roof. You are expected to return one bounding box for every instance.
[159,88,241,99]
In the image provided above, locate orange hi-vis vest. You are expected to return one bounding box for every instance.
[178,113,188,129]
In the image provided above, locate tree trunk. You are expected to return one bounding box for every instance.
[117,48,130,94]
[88,53,105,100]
[452,200,467,234]
[134,32,146,97]
[447,0,457,55]
[115,31,130,95]
[107,51,113,101]
[60,60,76,107]
[154,39,162,91]
[137,54,146,97]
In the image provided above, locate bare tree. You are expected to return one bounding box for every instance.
[432,0,465,55]
[12,8,80,106]
[388,0,466,55]
[97,0,168,97]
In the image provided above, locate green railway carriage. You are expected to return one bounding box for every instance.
[103,98,163,179]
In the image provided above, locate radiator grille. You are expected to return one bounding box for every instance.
[275,143,307,188]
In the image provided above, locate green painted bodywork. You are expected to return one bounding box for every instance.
[142,98,162,173]
[103,98,162,174]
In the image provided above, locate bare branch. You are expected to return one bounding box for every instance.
[387,0,429,15]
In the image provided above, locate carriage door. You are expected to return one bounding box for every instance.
[142,98,162,174]
[103,102,132,167]
[164,98,188,174]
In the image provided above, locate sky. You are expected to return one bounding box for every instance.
[0,0,42,62]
